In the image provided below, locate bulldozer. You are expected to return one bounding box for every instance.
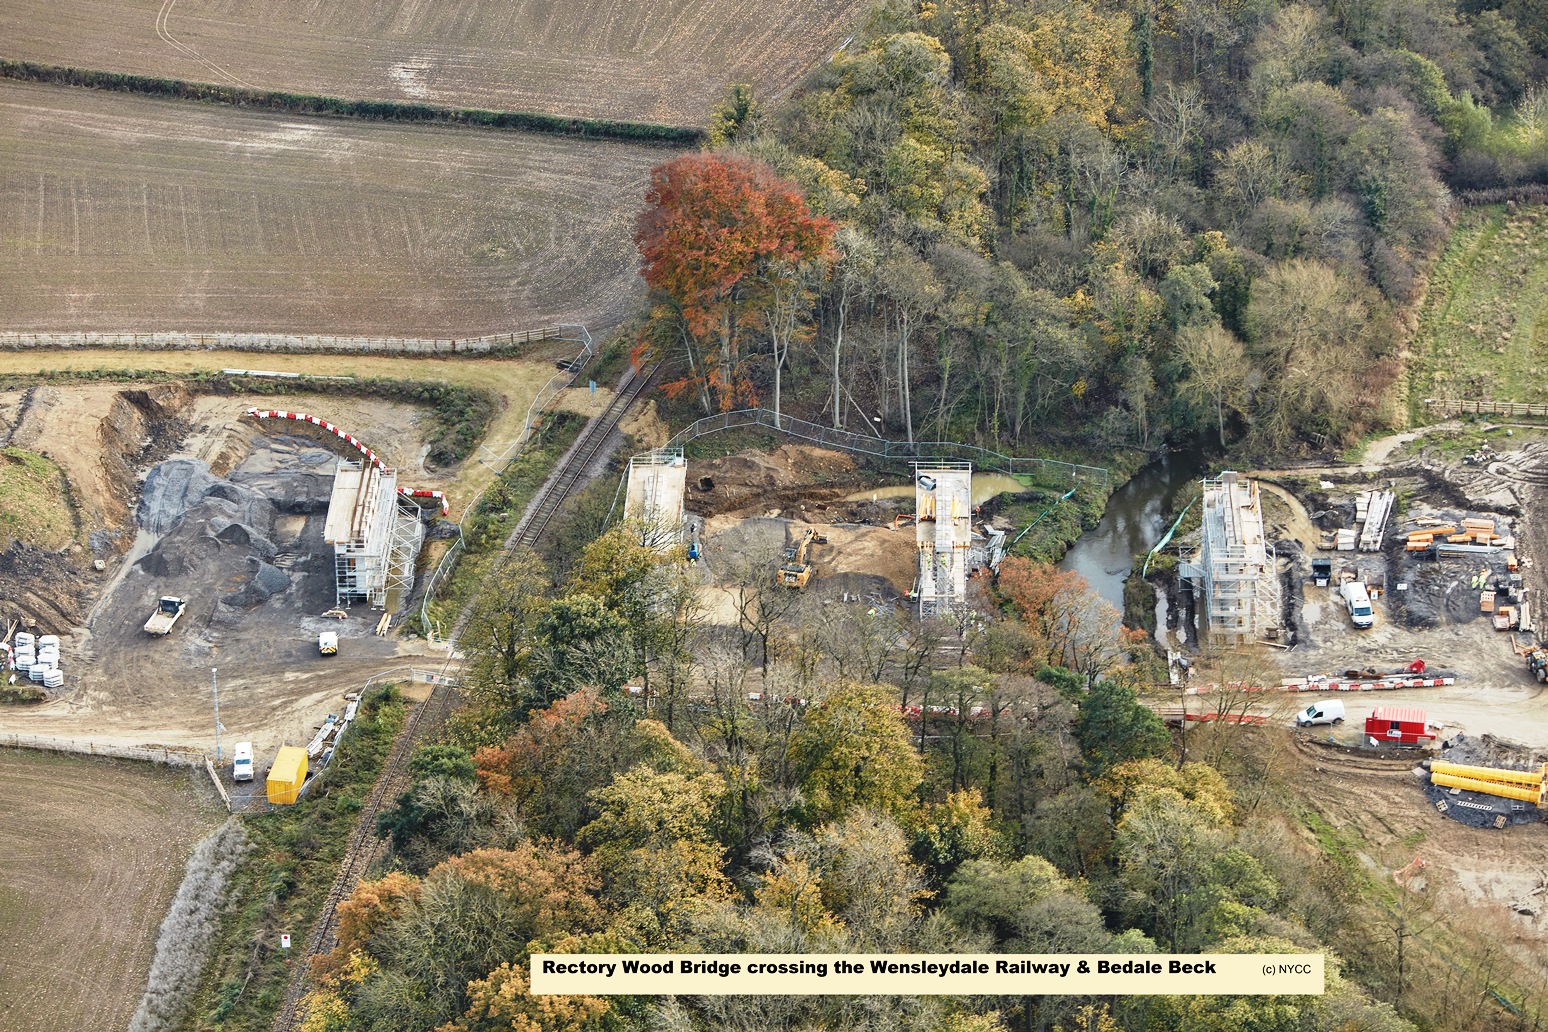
[776,527,817,589]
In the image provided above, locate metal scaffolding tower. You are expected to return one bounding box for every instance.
[1179,471,1281,647]
[324,460,422,610]
[916,462,973,618]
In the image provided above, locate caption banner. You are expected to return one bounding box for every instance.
[530,953,1324,996]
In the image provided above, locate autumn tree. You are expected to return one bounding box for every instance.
[635,153,835,413]
[788,680,924,826]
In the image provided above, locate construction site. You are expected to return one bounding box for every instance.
[615,441,1022,622]
[5,368,1548,1013]
[0,379,477,765]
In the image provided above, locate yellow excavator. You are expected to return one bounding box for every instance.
[777,528,817,589]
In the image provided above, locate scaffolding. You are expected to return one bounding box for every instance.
[916,462,973,618]
[324,460,424,609]
[1180,472,1281,647]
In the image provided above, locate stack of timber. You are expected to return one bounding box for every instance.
[1358,490,1395,552]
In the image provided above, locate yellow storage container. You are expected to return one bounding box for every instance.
[266,746,308,805]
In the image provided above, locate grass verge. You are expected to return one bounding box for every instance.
[183,686,406,1030]
[0,447,74,549]
[1408,203,1548,414]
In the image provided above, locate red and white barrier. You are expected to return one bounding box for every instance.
[246,408,451,516]
[247,409,385,469]
[1182,676,1456,695]
[397,488,451,517]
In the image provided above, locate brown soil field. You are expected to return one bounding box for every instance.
[0,80,657,336]
[0,0,868,126]
[0,749,225,1032]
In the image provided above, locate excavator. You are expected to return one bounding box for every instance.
[776,528,817,589]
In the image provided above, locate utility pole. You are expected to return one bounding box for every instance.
[212,667,221,766]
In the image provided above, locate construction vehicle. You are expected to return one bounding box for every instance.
[143,596,187,636]
[319,631,338,656]
[776,528,816,589]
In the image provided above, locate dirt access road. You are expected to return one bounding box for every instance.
[0,749,226,1032]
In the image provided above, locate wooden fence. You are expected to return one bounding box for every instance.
[1424,398,1548,418]
[0,327,561,356]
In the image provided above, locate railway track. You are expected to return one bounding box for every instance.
[443,363,655,647]
[273,366,653,1028]
[270,683,459,1032]
[505,362,655,551]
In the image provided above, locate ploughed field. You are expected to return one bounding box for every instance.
[0,749,224,1032]
[0,0,868,126]
[0,80,657,336]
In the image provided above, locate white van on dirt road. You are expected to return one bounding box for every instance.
[1296,700,1346,726]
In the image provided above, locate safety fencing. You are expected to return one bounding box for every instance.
[663,408,1111,487]
[1424,398,1548,418]
[0,731,203,766]
[417,329,594,641]
[0,326,562,356]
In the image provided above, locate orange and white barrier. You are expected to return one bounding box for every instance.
[246,409,450,516]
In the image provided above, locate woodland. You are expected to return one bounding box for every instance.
[637,0,1548,456]
[298,529,1540,1032]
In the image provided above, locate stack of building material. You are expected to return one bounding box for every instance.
[1358,490,1395,551]
[1429,761,1548,807]
[1335,529,1356,551]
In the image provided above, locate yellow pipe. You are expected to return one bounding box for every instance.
[1431,772,1546,805]
[1430,761,1547,787]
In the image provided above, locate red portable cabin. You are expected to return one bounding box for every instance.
[1365,706,1435,745]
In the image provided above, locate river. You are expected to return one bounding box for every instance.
[1057,449,1212,613]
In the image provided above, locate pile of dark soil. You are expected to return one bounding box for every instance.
[134,458,293,612]
[0,540,86,632]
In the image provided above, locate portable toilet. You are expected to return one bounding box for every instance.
[266,746,308,805]
[1365,706,1435,746]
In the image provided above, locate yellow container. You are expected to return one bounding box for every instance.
[266,746,308,805]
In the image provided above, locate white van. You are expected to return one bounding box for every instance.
[232,742,254,782]
[1341,581,1375,628]
[1296,700,1345,726]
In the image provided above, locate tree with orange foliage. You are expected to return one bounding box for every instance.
[635,153,835,414]
[312,871,422,979]
[995,558,1126,683]
[437,961,609,1032]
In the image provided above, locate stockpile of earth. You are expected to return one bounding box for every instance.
[134,443,337,614]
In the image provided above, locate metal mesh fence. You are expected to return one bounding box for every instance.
[664,409,1110,487]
